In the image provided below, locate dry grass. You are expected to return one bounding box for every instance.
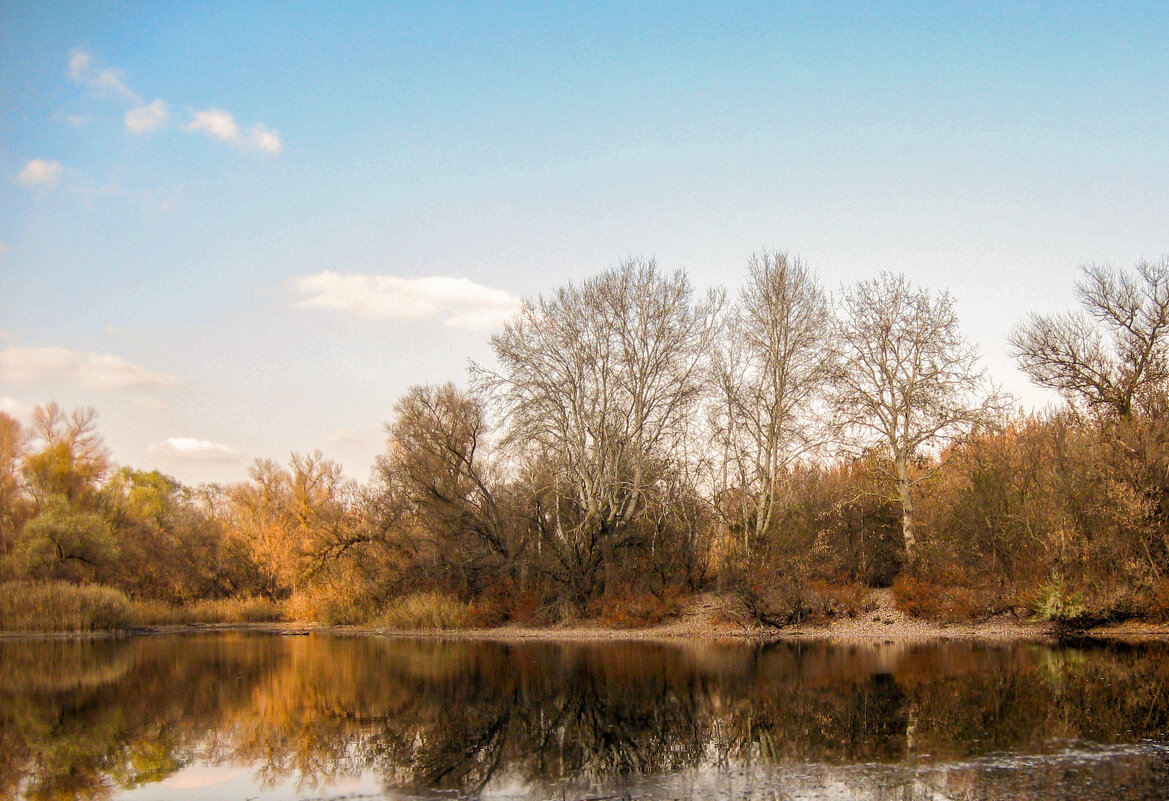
[133,596,283,625]
[374,592,475,630]
[283,587,376,625]
[0,581,139,631]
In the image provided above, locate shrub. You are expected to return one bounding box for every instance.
[806,580,877,619]
[283,586,376,625]
[473,580,550,626]
[0,581,139,631]
[591,587,685,628]
[893,575,1000,622]
[1032,578,1086,622]
[1146,579,1169,622]
[375,592,474,630]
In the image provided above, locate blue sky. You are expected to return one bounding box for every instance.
[3,1,1168,483]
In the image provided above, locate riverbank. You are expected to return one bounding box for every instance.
[6,589,1168,642]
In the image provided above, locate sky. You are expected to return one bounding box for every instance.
[2,1,1168,485]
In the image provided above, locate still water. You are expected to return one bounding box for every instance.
[2,633,1168,800]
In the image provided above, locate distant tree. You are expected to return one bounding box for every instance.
[229,458,295,596]
[833,273,1006,565]
[21,402,109,507]
[711,251,835,555]
[478,259,722,605]
[15,495,114,581]
[0,412,26,558]
[9,404,116,581]
[103,468,250,601]
[1010,259,1169,418]
[377,383,517,593]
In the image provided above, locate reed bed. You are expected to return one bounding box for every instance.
[0,581,139,631]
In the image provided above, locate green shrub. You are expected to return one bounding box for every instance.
[1032,578,1086,622]
[0,581,139,631]
[375,592,474,630]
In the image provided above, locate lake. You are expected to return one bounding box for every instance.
[1,633,1167,800]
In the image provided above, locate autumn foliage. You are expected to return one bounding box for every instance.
[2,257,1168,629]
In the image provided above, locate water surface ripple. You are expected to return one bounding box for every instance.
[2,634,1167,800]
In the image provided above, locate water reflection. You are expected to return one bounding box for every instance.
[2,634,1167,800]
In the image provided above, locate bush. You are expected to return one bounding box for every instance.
[726,577,877,629]
[893,575,1001,623]
[1031,578,1086,622]
[806,580,877,619]
[591,587,686,628]
[375,592,474,630]
[471,579,550,626]
[1146,579,1169,622]
[0,581,139,631]
[283,586,376,625]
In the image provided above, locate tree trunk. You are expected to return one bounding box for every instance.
[895,456,917,566]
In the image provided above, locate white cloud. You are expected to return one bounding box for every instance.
[68,49,91,81]
[294,271,523,331]
[67,48,139,102]
[187,109,282,153]
[66,48,281,155]
[16,159,63,189]
[248,123,282,154]
[187,108,239,142]
[125,99,169,133]
[0,397,30,419]
[0,346,179,390]
[149,437,241,463]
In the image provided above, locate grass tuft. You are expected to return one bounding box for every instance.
[375,592,474,630]
[0,581,139,631]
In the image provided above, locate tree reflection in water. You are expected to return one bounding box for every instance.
[1,635,1168,800]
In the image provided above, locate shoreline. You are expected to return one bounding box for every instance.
[3,616,1168,643]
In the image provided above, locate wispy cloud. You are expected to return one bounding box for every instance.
[0,346,179,390]
[294,271,522,331]
[16,159,63,189]
[125,99,169,133]
[68,48,139,102]
[66,48,281,154]
[149,437,241,463]
[188,108,282,153]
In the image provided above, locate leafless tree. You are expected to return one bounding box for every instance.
[476,259,722,604]
[833,272,1006,564]
[711,251,836,554]
[1010,259,1169,418]
[377,383,521,590]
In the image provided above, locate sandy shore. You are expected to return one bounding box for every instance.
[4,589,1168,642]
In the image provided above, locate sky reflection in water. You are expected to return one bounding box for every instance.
[2,634,1168,800]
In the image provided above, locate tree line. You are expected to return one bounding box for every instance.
[2,253,1168,626]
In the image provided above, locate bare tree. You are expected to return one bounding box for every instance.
[377,383,519,591]
[711,251,835,554]
[0,413,25,556]
[1010,259,1169,418]
[476,259,722,604]
[833,272,1006,564]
